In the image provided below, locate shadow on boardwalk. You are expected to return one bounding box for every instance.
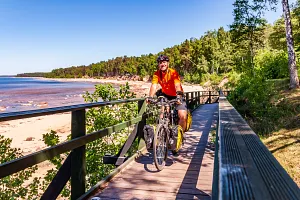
[175,104,218,199]
[90,104,218,200]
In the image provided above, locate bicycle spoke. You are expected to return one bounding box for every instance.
[153,124,167,170]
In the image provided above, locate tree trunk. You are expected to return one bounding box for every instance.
[282,0,299,89]
[249,31,254,73]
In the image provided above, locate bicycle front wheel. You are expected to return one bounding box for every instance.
[153,124,168,171]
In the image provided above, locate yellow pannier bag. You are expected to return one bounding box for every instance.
[170,125,184,153]
[185,110,192,132]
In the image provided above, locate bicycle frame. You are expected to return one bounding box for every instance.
[157,96,178,127]
[154,96,179,148]
[148,96,182,171]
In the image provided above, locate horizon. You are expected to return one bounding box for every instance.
[0,0,294,76]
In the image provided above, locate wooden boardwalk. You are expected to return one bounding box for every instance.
[89,104,219,200]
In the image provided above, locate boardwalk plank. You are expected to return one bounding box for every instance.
[89,104,218,200]
[122,169,212,180]
[119,174,213,183]
[105,177,212,190]
[94,188,211,200]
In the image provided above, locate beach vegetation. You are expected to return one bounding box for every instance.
[0,83,140,198]
[0,136,40,199]
[40,83,139,197]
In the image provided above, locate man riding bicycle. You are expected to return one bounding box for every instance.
[148,54,188,131]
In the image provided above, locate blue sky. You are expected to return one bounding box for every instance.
[0,0,293,75]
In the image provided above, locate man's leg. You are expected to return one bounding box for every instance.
[178,110,187,131]
[176,101,188,131]
[160,106,166,119]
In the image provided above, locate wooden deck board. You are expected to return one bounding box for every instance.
[94,188,211,200]
[89,104,218,200]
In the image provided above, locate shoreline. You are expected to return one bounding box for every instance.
[37,77,149,85]
[37,77,204,92]
[1,77,203,155]
[0,77,204,191]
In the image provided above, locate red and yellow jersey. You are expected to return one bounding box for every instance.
[152,68,183,96]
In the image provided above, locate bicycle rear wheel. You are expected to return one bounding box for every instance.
[153,124,168,171]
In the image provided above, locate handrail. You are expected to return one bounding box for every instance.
[0,116,142,179]
[212,91,300,200]
[0,90,218,200]
[0,98,145,122]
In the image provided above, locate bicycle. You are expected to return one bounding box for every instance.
[147,96,185,171]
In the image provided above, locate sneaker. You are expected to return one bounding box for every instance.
[172,150,179,156]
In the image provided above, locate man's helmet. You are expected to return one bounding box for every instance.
[157,55,169,63]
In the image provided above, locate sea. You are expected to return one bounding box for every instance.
[0,77,97,113]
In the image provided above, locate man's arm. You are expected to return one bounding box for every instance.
[149,83,157,97]
[149,72,159,97]
[175,83,183,93]
[173,71,183,94]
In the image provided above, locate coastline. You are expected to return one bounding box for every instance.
[37,77,204,94]
[1,77,204,156]
[0,76,204,193]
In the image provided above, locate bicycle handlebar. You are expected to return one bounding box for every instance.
[147,96,182,106]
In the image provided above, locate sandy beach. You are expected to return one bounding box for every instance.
[0,113,71,155]
[38,77,204,97]
[1,77,203,154]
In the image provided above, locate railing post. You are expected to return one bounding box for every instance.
[191,92,194,109]
[195,92,197,107]
[200,91,202,104]
[196,91,199,106]
[137,99,147,150]
[209,91,211,104]
[71,109,86,200]
[186,92,189,109]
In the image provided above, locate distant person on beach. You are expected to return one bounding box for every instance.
[147,54,188,131]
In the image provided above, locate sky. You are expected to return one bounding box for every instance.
[0,0,295,75]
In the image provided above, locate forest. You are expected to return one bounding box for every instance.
[17,0,300,89]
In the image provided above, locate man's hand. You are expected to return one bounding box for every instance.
[146,97,153,104]
[176,91,184,96]
[176,95,182,105]
[176,91,184,104]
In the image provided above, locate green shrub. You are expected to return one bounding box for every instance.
[41,82,139,197]
[83,83,138,187]
[224,71,241,89]
[209,73,223,86]
[228,73,296,135]
[1,82,147,198]
[199,73,224,88]
[228,73,275,134]
[183,72,201,84]
[254,49,289,79]
[0,136,41,199]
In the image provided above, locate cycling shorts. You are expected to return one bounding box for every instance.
[159,92,187,111]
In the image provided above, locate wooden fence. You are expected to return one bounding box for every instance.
[0,91,219,199]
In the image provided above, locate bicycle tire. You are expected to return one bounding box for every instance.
[153,124,168,171]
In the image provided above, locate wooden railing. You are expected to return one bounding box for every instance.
[0,98,148,200]
[0,90,219,200]
[212,91,300,200]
